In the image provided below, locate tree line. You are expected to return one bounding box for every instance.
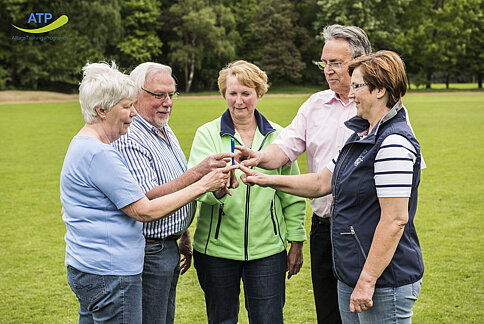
[1,0,482,92]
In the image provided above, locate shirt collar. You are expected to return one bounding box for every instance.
[344,101,404,135]
[323,90,354,107]
[134,114,166,136]
[220,108,275,137]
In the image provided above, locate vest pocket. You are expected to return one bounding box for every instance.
[340,225,367,260]
[215,204,224,239]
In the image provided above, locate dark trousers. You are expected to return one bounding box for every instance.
[310,214,342,324]
[194,250,286,324]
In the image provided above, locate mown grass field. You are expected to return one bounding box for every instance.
[0,92,483,323]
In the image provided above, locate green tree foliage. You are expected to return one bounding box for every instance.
[115,0,163,71]
[0,0,481,91]
[166,0,239,92]
[395,0,480,88]
[4,0,122,91]
[461,0,484,88]
[315,0,411,51]
[251,0,308,84]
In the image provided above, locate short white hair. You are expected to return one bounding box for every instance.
[130,62,175,91]
[79,61,137,124]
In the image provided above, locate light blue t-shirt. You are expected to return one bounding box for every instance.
[60,136,145,275]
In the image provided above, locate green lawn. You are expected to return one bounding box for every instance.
[0,92,482,323]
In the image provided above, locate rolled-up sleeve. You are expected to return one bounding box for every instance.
[272,102,309,165]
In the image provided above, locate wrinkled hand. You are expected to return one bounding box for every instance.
[238,164,270,187]
[201,164,239,193]
[350,277,375,312]
[287,242,303,279]
[234,145,260,167]
[178,230,192,275]
[197,152,234,177]
[214,169,240,198]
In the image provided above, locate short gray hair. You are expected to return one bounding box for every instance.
[322,24,372,58]
[79,61,137,124]
[130,62,175,91]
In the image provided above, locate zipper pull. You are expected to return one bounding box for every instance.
[341,225,356,235]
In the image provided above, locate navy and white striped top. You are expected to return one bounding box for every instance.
[112,115,195,239]
[327,134,417,197]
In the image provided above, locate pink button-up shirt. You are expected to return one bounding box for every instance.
[273,90,355,217]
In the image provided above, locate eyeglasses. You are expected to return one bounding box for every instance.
[312,59,352,70]
[142,88,179,101]
[350,83,368,90]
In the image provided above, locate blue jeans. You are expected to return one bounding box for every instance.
[337,279,422,324]
[66,265,142,324]
[142,239,180,324]
[194,250,286,324]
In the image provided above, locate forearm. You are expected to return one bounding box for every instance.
[358,217,406,284]
[265,173,329,198]
[125,181,206,222]
[258,144,290,170]
[145,168,202,199]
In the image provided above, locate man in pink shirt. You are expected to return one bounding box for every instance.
[237,25,371,324]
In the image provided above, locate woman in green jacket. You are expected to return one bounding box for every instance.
[188,60,307,324]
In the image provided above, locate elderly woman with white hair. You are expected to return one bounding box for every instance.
[60,62,235,323]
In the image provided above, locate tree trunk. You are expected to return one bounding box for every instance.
[478,73,482,89]
[426,71,432,89]
[185,53,195,93]
[445,74,450,89]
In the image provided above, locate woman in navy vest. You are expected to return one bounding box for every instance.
[239,50,423,324]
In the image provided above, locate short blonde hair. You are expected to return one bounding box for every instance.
[218,60,269,98]
[348,50,408,108]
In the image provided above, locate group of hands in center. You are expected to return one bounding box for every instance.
[199,145,272,198]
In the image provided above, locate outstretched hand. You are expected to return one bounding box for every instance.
[238,164,270,187]
[234,145,260,167]
[201,164,239,194]
[214,168,240,198]
[197,152,234,177]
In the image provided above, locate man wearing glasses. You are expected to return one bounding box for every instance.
[113,62,232,324]
[236,25,371,324]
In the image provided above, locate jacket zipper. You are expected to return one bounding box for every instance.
[270,200,277,235]
[330,143,354,282]
[244,185,250,260]
[215,204,224,239]
[243,130,275,261]
[341,225,367,259]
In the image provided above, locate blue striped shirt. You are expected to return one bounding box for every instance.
[112,115,195,239]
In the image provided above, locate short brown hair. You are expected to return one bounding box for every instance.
[218,60,269,98]
[348,50,407,108]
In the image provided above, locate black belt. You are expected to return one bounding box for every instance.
[313,213,330,225]
[145,234,181,243]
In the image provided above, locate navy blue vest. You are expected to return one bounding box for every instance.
[330,105,424,288]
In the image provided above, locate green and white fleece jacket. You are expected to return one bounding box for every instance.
[188,109,307,261]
